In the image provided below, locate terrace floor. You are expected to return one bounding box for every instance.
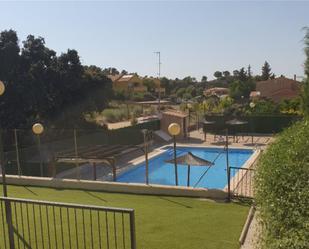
[1,185,250,249]
[184,129,273,149]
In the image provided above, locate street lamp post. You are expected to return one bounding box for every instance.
[0,80,15,249]
[168,123,181,186]
[0,80,7,197]
[0,130,7,197]
[32,123,44,177]
[249,102,256,145]
[142,129,149,185]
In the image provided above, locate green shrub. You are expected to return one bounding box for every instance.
[131,105,143,117]
[130,115,138,125]
[255,120,309,249]
[102,108,127,123]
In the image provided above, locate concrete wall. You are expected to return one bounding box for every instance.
[160,112,189,139]
[0,175,228,199]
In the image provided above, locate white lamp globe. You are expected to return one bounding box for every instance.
[249,102,256,108]
[168,123,181,136]
[32,123,44,135]
[0,81,5,96]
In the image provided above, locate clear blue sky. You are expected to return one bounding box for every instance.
[1,1,308,80]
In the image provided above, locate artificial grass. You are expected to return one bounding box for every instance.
[0,185,249,249]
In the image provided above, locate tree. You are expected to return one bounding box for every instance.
[223,71,230,78]
[103,67,119,75]
[0,29,20,81]
[176,87,186,98]
[143,78,156,92]
[0,30,113,128]
[183,76,196,83]
[249,100,278,114]
[261,61,272,80]
[247,65,252,78]
[233,70,240,77]
[121,69,128,75]
[160,77,173,95]
[238,67,247,81]
[201,76,208,82]
[214,71,223,79]
[301,27,309,116]
[229,80,255,100]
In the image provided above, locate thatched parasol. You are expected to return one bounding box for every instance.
[225,119,248,126]
[165,152,214,187]
[203,119,216,125]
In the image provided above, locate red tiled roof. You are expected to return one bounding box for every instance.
[107,74,122,82]
[256,77,301,102]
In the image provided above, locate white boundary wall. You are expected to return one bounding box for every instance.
[1,175,228,199]
[0,146,258,200]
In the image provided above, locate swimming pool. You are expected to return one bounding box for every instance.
[117,146,253,189]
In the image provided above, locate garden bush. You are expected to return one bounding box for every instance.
[101,108,127,122]
[255,120,309,249]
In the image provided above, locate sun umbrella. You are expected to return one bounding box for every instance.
[203,119,216,125]
[225,119,248,126]
[165,152,214,187]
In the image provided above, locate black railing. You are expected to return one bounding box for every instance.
[0,197,136,249]
[228,167,255,199]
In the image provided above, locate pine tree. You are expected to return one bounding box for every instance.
[261,61,272,80]
[247,65,252,78]
[238,67,247,81]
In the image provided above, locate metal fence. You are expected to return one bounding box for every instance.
[2,128,155,180]
[0,197,136,249]
[228,167,255,199]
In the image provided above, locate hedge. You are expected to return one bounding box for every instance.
[65,119,160,146]
[4,119,161,176]
[255,120,309,248]
[203,114,302,134]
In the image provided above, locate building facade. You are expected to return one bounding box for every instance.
[108,74,165,95]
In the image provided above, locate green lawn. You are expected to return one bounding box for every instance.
[0,185,249,249]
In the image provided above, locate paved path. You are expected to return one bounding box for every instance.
[241,212,260,249]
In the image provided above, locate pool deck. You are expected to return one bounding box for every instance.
[182,129,273,149]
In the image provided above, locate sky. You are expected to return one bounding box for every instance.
[0,1,309,80]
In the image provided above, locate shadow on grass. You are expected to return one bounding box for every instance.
[23,186,38,196]
[84,191,108,202]
[13,226,32,249]
[158,196,192,208]
[232,198,253,207]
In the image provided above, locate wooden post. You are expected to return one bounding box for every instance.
[228,166,231,201]
[93,163,97,181]
[143,130,149,185]
[48,159,56,178]
[74,129,80,180]
[14,129,21,176]
[37,134,44,177]
[225,128,230,201]
[112,159,116,181]
[187,165,191,187]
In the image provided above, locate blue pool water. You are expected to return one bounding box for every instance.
[117,147,253,189]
